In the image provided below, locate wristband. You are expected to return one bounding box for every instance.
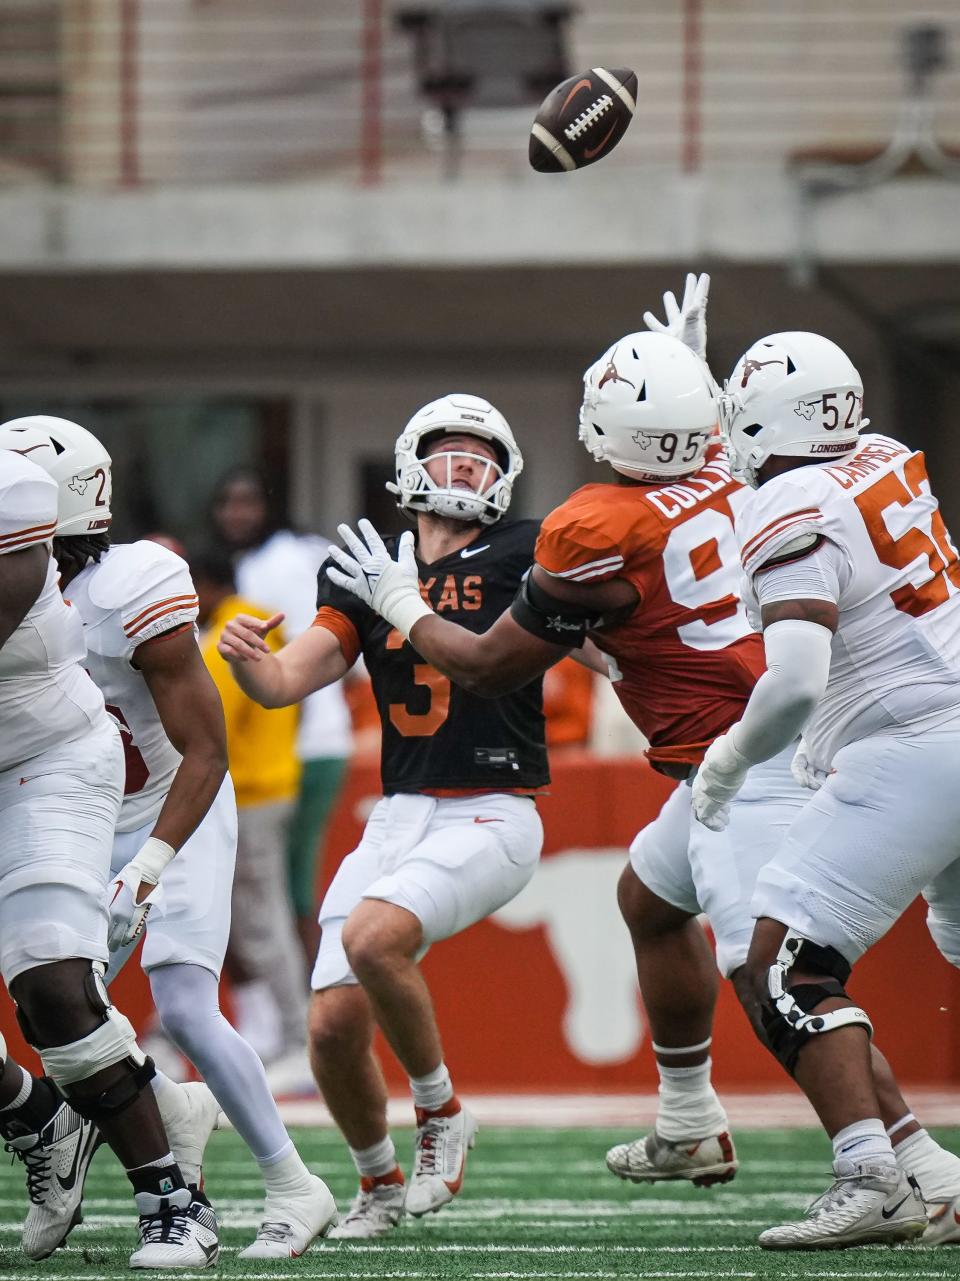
[132,836,177,885]
[379,579,434,640]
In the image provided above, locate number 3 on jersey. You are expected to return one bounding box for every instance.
[385,628,451,736]
[661,507,752,651]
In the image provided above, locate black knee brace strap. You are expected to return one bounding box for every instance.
[761,978,847,1074]
[762,974,872,1076]
[785,938,852,986]
[65,1056,156,1125]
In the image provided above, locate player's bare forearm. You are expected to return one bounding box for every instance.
[228,647,290,707]
[0,545,48,648]
[221,618,349,708]
[408,610,566,698]
[139,630,229,850]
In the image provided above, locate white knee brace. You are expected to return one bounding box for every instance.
[40,1004,145,1086]
[28,964,154,1124]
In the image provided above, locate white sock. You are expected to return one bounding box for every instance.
[259,1148,313,1198]
[350,1135,400,1179]
[894,1128,960,1202]
[832,1118,896,1171]
[409,1062,453,1112]
[655,1058,728,1143]
[151,1070,186,1119]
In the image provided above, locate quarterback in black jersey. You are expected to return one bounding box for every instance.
[219,394,548,1238]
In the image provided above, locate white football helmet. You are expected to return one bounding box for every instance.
[388,393,523,525]
[720,332,867,488]
[579,332,718,481]
[0,415,112,536]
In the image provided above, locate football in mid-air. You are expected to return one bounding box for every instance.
[529,67,637,173]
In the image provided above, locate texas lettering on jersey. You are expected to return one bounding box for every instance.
[535,444,764,769]
[314,520,549,795]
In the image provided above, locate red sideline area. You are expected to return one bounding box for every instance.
[3,752,959,1092]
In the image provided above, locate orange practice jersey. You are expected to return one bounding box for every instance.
[535,445,765,768]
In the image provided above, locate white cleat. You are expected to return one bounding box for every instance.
[240,1174,338,1258]
[404,1100,477,1217]
[130,1192,220,1268]
[923,1193,960,1245]
[328,1180,406,1239]
[759,1160,927,1250]
[160,1081,222,1190]
[0,1098,101,1259]
[606,1129,738,1188]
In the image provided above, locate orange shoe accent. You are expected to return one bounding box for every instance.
[414,1095,461,1126]
[413,1097,467,1194]
[359,1166,405,1193]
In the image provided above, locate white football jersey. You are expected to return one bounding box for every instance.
[0,452,105,771]
[738,433,960,767]
[66,541,199,832]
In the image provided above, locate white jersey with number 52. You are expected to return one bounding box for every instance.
[66,540,199,832]
[738,433,960,766]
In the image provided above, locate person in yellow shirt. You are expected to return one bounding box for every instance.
[191,548,309,1072]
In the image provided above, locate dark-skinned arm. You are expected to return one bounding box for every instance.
[0,545,48,649]
[137,628,229,851]
[406,567,639,698]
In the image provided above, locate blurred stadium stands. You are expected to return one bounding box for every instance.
[2,1,958,185]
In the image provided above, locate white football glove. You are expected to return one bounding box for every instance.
[107,836,175,951]
[791,739,832,791]
[326,519,432,639]
[691,729,751,832]
[643,271,710,361]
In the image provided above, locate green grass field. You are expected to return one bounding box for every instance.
[2,1125,958,1278]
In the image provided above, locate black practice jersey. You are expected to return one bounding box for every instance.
[315,520,549,795]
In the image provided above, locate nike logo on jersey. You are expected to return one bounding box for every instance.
[460,545,490,559]
[474,817,503,824]
[880,1194,910,1220]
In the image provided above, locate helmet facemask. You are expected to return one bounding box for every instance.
[389,394,523,526]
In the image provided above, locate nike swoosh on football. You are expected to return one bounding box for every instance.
[584,122,618,160]
[880,1194,910,1219]
[461,545,490,559]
